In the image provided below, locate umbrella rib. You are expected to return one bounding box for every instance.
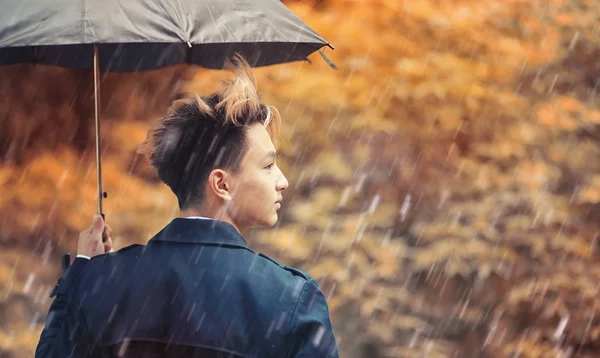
[167,0,188,42]
[115,0,148,42]
[81,0,86,43]
[264,13,292,43]
[205,2,228,43]
[224,0,267,43]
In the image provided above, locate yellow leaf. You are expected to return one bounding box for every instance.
[555,13,574,25]
[577,176,600,204]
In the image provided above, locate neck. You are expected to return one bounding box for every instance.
[180,206,245,235]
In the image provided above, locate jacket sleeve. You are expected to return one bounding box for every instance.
[286,278,339,358]
[35,257,89,358]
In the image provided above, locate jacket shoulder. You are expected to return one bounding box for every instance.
[89,243,144,261]
[258,252,311,280]
[114,243,144,254]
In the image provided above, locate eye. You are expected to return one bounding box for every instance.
[265,163,274,170]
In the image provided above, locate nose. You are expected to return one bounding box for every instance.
[276,167,289,192]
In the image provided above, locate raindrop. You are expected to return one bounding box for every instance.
[345,252,355,274]
[291,279,303,299]
[518,58,528,77]
[186,303,196,322]
[275,311,287,331]
[18,166,30,184]
[56,168,69,188]
[544,208,555,226]
[409,328,421,348]
[29,311,41,331]
[265,319,276,339]
[355,221,367,243]
[583,308,596,339]
[483,315,499,347]
[531,211,540,228]
[354,173,367,193]
[312,325,326,347]
[107,304,119,324]
[338,186,352,207]
[367,194,380,215]
[219,274,231,292]
[23,273,35,294]
[553,314,570,341]
[568,31,580,52]
[193,312,206,333]
[400,194,411,222]
[458,298,470,319]
[117,338,131,357]
[437,190,449,209]
[381,229,392,247]
[547,73,560,93]
[41,241,53,264]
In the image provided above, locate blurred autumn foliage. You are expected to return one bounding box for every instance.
[1,0,600,357]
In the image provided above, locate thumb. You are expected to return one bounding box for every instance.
[92,214,105,234]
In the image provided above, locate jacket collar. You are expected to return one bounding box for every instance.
[148,218,252,252]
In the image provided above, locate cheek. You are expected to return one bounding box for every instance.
[231,179,259,205]
[231,166,275,196]
[233,176,272,209]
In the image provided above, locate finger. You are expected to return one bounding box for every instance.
[102,224,112,244]
[103,236,113,253]
[103,224,113,238]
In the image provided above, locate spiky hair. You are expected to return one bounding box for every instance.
[137,54,281,209]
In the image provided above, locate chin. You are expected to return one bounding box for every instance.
[267,214,279,227]
[249,215,278,229]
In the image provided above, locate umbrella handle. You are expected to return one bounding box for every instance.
[94,45,111,244]
[94,45,104,218]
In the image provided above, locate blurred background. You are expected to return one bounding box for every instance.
[1,0,599,356]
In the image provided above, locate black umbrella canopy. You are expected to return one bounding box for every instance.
[0,0,333,70]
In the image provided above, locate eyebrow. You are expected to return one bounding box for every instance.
[263,150,277,161]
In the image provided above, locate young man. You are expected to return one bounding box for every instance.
[35,55,339,357]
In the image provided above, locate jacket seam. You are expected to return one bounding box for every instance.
[148,240,255,254]
[67,276,94,356]
[103,338,252,357]
[284,279,312,356]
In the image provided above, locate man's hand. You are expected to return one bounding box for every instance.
[77,215,113,258]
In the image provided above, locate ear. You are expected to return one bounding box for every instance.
[206,169,232,201]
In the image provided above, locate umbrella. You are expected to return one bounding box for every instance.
[0,0,334,218]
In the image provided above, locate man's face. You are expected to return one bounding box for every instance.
[227,123,289,230]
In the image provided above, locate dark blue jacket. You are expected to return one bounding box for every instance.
[35,218,339,357]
